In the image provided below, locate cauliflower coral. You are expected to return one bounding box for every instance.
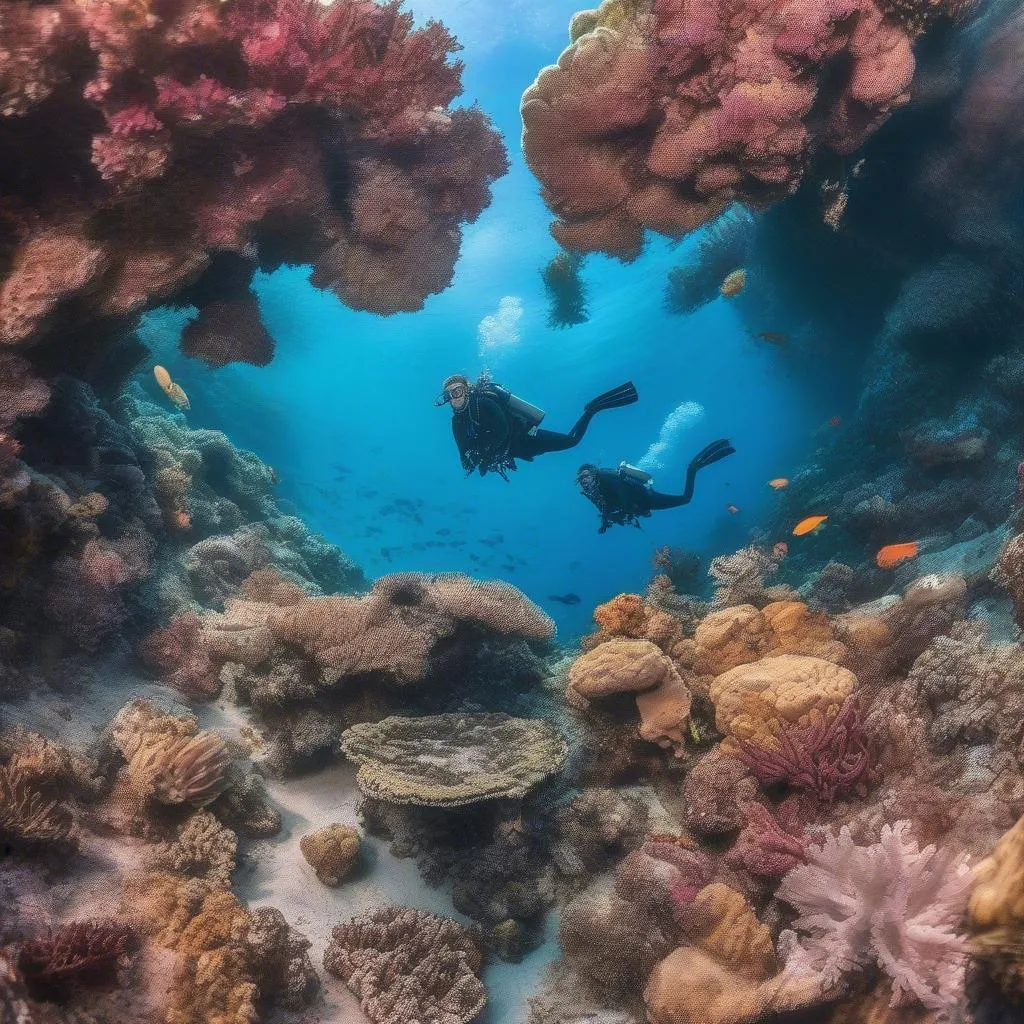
[777,820,973,1011]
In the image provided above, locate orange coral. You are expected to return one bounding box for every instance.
[594,593,649,638]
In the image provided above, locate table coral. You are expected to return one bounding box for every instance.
[323,906,486,1024]
[777,821,973,1011]
[0,0,508,363]
[522,0,916,259]
[340,712,567,806]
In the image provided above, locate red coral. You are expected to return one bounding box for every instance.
[138,612,220,698]
[725,802,811,879]
[522,0,917,258]
[0,0,507,357]
[732,697,872,805]
[17,921,132,996]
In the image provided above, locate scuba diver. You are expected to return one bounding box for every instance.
[436,373,639,479]
[577,439,736,533]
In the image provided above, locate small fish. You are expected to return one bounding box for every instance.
[773,541,788,559]
[720,268,746,298]
[549,593,581,606]
[828,416,842,429]
[153,365,190,410]
[754,331,787,346]
[768,477,789,490]
[437,528,452,536]
[380,547,392,561]
[793,514,828,536]
[726,503,740,515]
[876,541,919,569]
[823,187,848,231]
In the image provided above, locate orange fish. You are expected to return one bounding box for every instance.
[828,416,842,428]
[793,515,828,536]
[720,268,747,298]
[726,503,740,515]
[773,541,788,559]
[876,542,918,569]
[768,478,789,490]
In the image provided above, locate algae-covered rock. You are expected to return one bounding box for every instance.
[340,713,568,807]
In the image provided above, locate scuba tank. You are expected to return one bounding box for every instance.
[486,384,546,430]
[618,461,653,486]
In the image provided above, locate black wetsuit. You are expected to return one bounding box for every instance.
[453,381,638,478]
[581,439,736,532]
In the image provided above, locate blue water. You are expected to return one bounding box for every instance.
[139,0,858,639]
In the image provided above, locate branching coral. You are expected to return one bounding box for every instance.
[155,810,238,888]
[777,821,973,1010]
[0,0,508,362]
[16,921,132,997]
[323,906,486,1024]
[522,0,916,258]
[730,697,872,805]
[708,546,793,610]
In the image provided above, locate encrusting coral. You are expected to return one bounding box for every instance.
[323,906,486,1024]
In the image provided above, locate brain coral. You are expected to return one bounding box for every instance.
[568,638,682,697]
[522,0,916,258]
[323,906,486,1024]
[339,713,568,806]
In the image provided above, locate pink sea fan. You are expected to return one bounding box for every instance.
[777,821,973,1011]
[732,697,872,804]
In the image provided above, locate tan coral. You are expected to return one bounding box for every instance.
[155,810,238,888]
[568,638,680,697]
[300,824,361,887]
[708,654,857,741]
[645,883,823,1024]
[0,763,74,845]
[636,673,693,750]
[969,813,1024,994]
[761,601,847,663]
[693,605,772,676]
[127,731,231,807]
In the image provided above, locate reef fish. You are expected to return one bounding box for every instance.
[773,541,788,559]
[768,477,789,490]
[754,331,787,346]
[876,542,918,569]
[549,593,581,605]
[793,515,828,536]
[720,268,746,297]
[153,365,190,410]
[828,416,842,428]
[726,503,740,515]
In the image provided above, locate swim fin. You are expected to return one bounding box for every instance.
[692,439,736,470]
[585,381,639,414]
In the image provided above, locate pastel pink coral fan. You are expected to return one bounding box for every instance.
[521,0,917,258]
[0,0,508,362]
[777,820,973,1010]
[731,696,872,805]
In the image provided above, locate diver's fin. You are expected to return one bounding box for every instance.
[693,439,735,469]
[585,381,639,413]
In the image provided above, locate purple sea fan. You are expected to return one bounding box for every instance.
[732,697,872,805]
[777,820,973,1012]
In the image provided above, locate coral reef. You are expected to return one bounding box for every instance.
[0,0,508,364]
[340,712,568,806]
[522,0,918,258]
[323,906,486,1024]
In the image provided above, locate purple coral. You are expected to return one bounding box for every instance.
[732,697,872,805]
[777,821,972,1011]
[725,802,811,879]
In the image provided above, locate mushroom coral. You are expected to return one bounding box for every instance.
[323,906,486,1024]
[777,820,973,1011]
[522,0,917,259]
[0,0,508,364]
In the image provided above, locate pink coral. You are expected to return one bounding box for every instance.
[731,697,872,805]
[725,802,810,879]
[138,612,220,698]
[777,821,972,1010]
[0,0,508,360]
[521,0,916,258]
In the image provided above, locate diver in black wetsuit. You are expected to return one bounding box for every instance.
[577,439,736,532]
[436,373,639,479]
